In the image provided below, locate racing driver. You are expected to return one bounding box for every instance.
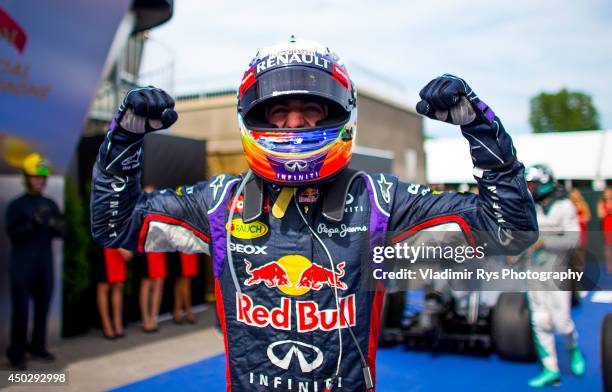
[91,38,538,391]
[524,164,585,388]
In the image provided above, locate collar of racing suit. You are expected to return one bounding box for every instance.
[242,168,365,224]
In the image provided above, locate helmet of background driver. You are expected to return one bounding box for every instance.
[22,152,50,177]
[525,164,556,201]
[237,37,357,186]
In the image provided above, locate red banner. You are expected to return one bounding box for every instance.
[0,8,27,54]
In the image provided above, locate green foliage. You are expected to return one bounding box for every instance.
[62,178,92,319]
[529,88,600,133]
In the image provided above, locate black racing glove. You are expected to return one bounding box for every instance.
[416,74,516,170]
[98,87,177,175]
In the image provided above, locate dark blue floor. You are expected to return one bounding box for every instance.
[111,292,610,391]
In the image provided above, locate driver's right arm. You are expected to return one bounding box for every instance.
[91,164,213,253]
[90,87,225,254]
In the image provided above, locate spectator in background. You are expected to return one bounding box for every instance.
[140,185,167,332]
[140,251,167,332]
[569,188,591,272]
[96,248,132,339]
[5,153,64,369]
[524,164,585,387]
[174,253,199,324]
[599,186,612,273]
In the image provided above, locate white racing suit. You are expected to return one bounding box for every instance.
[527,194,580,372]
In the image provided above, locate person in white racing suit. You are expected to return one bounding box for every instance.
[525,164,586,388]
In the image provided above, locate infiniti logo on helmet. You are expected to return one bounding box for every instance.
[266,340,323,373]
[284,160,309,172]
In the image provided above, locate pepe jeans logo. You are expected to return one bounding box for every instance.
[284,160,309,172]
[316,223,367,238]
[266,340,323,373]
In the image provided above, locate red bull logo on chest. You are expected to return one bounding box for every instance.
[238,255,355,332]
[236,292,356,332]
[242,255,347,295]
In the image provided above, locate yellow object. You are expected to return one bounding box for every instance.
[22,153,50,176]
[226,218,269,239]
[1,134,32,168]
[276,255,313,296]
[272,187,295,219]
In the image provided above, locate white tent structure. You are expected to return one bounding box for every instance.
[425,130,612,185]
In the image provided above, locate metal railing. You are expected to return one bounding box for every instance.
[88,32,150,122]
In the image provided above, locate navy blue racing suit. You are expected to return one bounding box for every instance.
[91,111,538,391]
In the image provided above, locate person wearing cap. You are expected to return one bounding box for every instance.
[90,38,538,391]
[5,153,64,369]
[524,164,585,388]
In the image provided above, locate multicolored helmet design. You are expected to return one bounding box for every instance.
[237,37,357,185]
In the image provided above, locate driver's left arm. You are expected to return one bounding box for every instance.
[389,75,538,255]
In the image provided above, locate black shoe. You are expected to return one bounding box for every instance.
[9,357,27,370]
[103,333,116,340]
[28,350,56,362]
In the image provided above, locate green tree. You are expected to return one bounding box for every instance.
[62,178,93,336]
[529,88,600,132]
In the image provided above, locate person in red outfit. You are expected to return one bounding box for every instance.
[139,185,167,332]
[569,188,591,273]
[97,248,132,339]
[598,186,612,273]
[140,251,167,332]
[174,253,199,324]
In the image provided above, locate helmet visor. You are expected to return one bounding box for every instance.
[249,126,343,155]
[239,66,353,118]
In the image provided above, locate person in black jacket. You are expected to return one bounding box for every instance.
[5,153,64,370]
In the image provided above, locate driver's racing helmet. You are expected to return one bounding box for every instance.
[525,164,556,201]
[237,37,357,186]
